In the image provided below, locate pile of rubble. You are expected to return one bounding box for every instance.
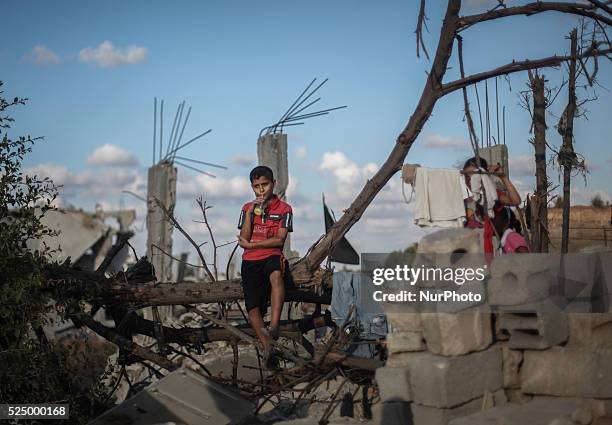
[374,228,612,425]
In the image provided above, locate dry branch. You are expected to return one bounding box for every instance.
[440,45,612,96]
[459,2,612,29]
[73,311,180,372]
[154,197,215,282]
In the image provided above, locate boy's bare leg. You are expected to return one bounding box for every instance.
[269,270,284,334]
[247,307,270,353]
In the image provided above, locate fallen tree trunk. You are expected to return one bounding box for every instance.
[42,264,331,308]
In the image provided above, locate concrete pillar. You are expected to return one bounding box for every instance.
[145,161,177,322]
[146,161,177,282]
[257,133,288,199]
[257,133,291,255]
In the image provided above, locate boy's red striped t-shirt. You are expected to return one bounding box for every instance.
[237,195,293,261]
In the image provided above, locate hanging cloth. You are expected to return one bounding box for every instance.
[413,167,467,228]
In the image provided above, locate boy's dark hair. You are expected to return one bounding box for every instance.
[463,156,488,170]
[249,165,274,182]
[494,202,523,234]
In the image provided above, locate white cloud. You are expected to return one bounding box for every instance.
[179,173,252,202]
[78,41,147,67]
[423,133,468,150]
[319,151,362,186]
[87,144,138,167]
[509,154,535,177]
[230,154,256,167]
[24,162,142,199]
[24,45,61,65]
[296,146,307,159]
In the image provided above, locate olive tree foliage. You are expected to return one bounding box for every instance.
[0,81,113,424]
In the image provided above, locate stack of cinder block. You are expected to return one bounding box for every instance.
[374,229,612,425]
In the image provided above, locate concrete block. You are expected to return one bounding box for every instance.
[406,345,502,408]
[386,312,422,334]
[522,347,612,398]
[501,344,523,389]
[386,330,426,354]
[375,367,412,403]
[497,302,568,349]
[371,401,413,425]
[556,254,600,312]
[420,309,492,356]
[488,254,555,306]
[567,313,612,348]
[449,399,582,425]
[411,398,483,425]
[416,228,482,254]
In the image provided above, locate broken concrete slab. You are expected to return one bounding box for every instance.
[501,344,523,389]
[449,398,583,425]
[420,309,492,356]
[375,366,412,403]
[386,330,425,353]
[405,345,502,408]
[488,254,555,306]
[497,302,568,350]
[89,366,254,425]
[416,228,482,254]
[522,347,612,398]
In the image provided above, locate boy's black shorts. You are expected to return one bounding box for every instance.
[241,255,281,314]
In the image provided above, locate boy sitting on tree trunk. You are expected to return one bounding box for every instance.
[237,165,293,368]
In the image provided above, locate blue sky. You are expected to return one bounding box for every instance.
[3,0,611,266]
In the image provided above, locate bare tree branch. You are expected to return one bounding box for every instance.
[440,45,612,96]
[459,2,612,30]
[196,196,218,280]
[154,197,216,282]
[415,0,430,60]
[587,0,612,16]
[292,0,463,279]
[456,35,481,152]
[73,311,180,372]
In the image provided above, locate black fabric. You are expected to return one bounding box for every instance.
[241,255,281,314]
[323,196,360,265]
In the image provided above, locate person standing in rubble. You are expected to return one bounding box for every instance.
[237,165,293,368]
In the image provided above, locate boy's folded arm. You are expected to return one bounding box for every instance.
[249,228,289,249]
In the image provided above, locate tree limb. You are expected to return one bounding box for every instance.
[291,0,463,278]
[440,46,612,96]
[154,197,215,282]
[459,2,612,30]
[73,311,180,372]
[415,0,430,60]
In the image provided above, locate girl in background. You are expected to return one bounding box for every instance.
[492,205,529,254]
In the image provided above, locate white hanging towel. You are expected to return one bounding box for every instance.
[469,173,499,217]
[413,167,467,228]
